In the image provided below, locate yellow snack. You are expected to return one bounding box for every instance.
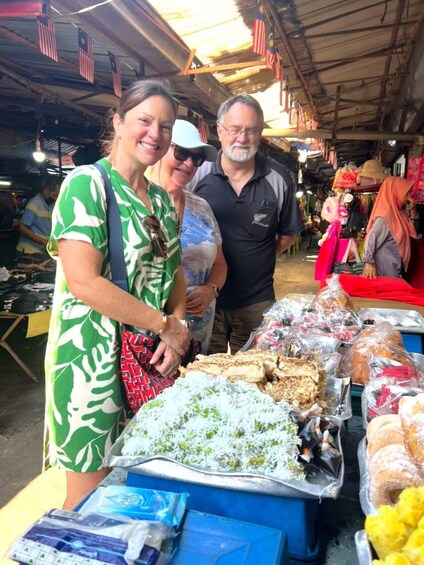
[396,487,424,528]
[372,554,411,564]
[366,506,409,559]
[403,529,424,564]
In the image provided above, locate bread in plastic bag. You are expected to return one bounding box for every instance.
[343,322,409,385]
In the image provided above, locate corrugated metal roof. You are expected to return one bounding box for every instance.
[151,0,424,171]
[0,0,423,182]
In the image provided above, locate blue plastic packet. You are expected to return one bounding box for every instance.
[8,509,173,565]
[79,486,189,528]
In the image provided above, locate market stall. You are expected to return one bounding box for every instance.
[0,257,55,379]
[6,275,424,565]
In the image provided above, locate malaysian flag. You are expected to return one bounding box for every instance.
[284,86,290,114]
[197,117,209,143]
[0,1,44,18]
[278,65,285,106]
[37,2,58,62]
[265,30,276,71]
[78,28,94,83]
[108,51,122,98]
[252,1,266,56]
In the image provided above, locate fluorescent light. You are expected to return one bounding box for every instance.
[0,180,12,186]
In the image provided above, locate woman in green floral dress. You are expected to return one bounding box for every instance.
[44,80,191,510]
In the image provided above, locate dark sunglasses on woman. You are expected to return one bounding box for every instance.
[173,144,205,167]
[142,214,168,259]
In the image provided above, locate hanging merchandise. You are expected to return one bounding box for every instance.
[406,153,424,203]
[332,162,358,191]
[356,159,388,190]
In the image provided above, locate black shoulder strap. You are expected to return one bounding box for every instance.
[93,162,128,292]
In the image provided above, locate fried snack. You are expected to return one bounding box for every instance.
[277,357,321,384]
[367,414,403,443]
[365,505,409,559]
[182,351,324,408]
[235,349,279,376]
[367,422,405,458]
[347,323,407,385]
[368,444,423,508]
[224,360,266,384]
[399,394,424,474]
[402,529,424,564]
[396,487,424,528]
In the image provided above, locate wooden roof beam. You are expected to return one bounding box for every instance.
[291,21,415,39]
[262,128,421,142]
[264,0,319,119]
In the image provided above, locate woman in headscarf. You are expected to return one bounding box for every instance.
[362,177,417,278]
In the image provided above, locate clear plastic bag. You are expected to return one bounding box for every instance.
[8,509,177,565]
[343,322,409,385]
[313,273,354,313]
[362,359,424,424]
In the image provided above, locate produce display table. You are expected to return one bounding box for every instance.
[0,309,51,381]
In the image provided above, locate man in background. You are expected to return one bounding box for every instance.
[188,94,304,353]
[16,177,60,260]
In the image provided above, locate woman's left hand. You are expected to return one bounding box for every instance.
[186,285,214,316]
[150,340,182,377]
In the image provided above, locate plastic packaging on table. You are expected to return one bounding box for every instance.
[361,360,424,425]
[78,485,189,528]
[8,508,176,565]
[249,325,341,358]
[290,308,362,343]
[312,273,354,313]
[261,293,315,326]
[342,322,413,385]
[292,411,343,480]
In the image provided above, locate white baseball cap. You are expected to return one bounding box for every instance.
[171,119,217,162]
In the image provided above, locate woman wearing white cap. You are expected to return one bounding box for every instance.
[147,119,227,353]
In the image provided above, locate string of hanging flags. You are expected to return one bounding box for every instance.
[1,0,122,97]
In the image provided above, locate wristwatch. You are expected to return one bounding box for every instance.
[205,282,220,298]
[157,313,168,335]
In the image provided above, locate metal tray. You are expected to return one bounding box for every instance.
[357,308,424,333]
[357,437,377,516]
[355,530,374,565]
[107,415,345,500]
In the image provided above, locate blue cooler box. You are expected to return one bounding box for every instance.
[127,473,320,564]
[172,510,289,565]
[401,332,423,354]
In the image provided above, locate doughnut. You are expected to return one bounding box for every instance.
[368,443,410,476]
[399,393,424,424]
[369,449,423,508]
[399,394,424,472]
[366,414,402,443]
[404,417,424,473]
[367,423,404,458]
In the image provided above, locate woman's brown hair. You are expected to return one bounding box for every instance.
[100,78,176,157]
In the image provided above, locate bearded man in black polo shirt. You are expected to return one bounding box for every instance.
[188,94,304,354]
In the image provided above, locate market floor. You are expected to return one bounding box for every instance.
[0,246,364,565]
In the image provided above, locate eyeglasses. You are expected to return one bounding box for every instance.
[219,124,261,138]
[143,214,168,259]
[173,144,205,167]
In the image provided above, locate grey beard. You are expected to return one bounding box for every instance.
[223,145,257,162]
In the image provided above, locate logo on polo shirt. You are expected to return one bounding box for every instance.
[252,213,270,227]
